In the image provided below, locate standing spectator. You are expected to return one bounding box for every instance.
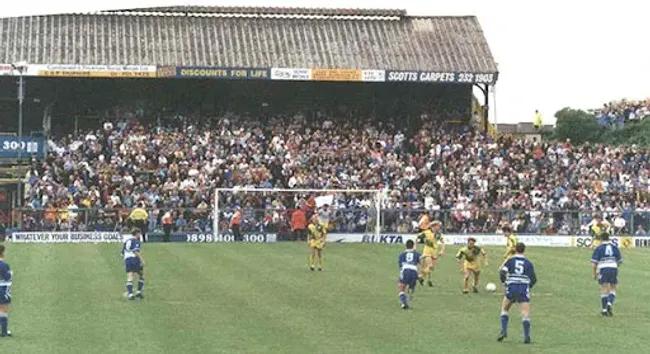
[291,207,307,241]
[534,110,542,130]
[162,211,173,243]
[613,215,626,235]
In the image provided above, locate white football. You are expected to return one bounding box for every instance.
[485,282,497,292]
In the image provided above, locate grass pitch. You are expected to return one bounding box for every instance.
[2,243,649,354]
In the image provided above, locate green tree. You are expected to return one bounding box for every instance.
[600,117,650,147]
[552,107,602,144]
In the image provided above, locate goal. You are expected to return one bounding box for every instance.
[213,188,385,240]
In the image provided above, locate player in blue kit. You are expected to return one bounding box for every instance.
[498,242,536,344]
[591,233,622,317]
[0,245,12,337]
[122,230,146,300]
[398,239,422,310]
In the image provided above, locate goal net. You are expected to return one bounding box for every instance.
[214,188,385,241]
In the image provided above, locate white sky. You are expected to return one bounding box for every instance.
[3,0,649,125]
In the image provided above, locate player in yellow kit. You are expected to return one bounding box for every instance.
[416,220,445,287]
[456,237,488,294]
[308,215,326,271]
[418,212,431,232]
[502,226,518,266]
[589,214,611,248]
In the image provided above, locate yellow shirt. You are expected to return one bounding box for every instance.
[590,221,611,247]
[418,230,444,256]
[129,208,149,221]
[457,246,486,264]
[308,223,325,249]
[307,223,324,242]
[590,221,611,239]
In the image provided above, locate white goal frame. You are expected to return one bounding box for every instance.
[214,188,385,237]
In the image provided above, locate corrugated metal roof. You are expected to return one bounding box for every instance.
[0,8,497,73]
[106,6,407,18]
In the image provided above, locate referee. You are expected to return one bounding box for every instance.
[129,203,149,242]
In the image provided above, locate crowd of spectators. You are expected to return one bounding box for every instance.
[593,98,650,129]
[13,108,650,235]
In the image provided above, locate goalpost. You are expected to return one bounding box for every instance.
[214,188,385,239]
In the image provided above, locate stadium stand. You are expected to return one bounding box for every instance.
[12,110,650,236]
[1,7,649,237]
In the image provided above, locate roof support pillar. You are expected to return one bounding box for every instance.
[483,83,490,134]
[473,83,490,134]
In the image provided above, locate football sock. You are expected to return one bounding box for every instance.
[0,313,7,336]
[126,281,134,295]
[500,311,509,334]
[138,279,145,292]
[608,291,616,305]
[601,294,608,311]
[309,254,314,267]
[399,291,407,306]
[522,317,531,339]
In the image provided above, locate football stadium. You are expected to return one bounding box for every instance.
[0,6,649,354]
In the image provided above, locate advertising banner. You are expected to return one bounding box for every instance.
[11,231,122,243]
[444,234,503,246]
[176,67,270,80]
[633,236,650,248]
[326,234,407,244]
[445,234,573,247]
[32,64,156,78]
[361,70,386,82]
[156,66,177,78]
[311,69,362,82]
[270,68,312,81]
[0,64,13,76]
[571,236,634,248]
[326,233,573,247]
[0,137,46,159]
[146,232,277,243]
[386,71,497,84]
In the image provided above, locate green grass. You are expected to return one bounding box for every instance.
[1,243,649,354]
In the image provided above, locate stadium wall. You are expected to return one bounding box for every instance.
[8,231,649,248]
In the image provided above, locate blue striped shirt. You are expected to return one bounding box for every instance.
[500,255,537,287]
[591,242,622,270]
